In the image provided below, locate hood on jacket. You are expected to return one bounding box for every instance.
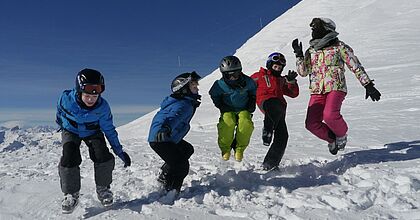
[310,17,337,39]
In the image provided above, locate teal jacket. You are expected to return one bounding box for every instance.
[209,74,257,113]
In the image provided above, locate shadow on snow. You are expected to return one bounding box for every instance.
[83,140,420,218]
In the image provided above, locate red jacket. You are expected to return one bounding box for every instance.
[250,67,299,111]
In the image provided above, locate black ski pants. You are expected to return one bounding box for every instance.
[262,98,289,167]
[59,130,115,194]
[150,140,194,191]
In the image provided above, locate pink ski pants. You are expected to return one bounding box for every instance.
[305,91,348,143]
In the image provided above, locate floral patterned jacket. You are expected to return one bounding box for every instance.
[296,40,372,94]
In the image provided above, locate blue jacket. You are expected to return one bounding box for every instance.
[148,95,199,144]
[209,75,257,113]
[56,89,123,155]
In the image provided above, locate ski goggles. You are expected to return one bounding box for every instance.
[223,70,241,78]
[268,54,286,66]
[81,84,103,94]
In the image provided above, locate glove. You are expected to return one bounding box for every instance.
[117,151,131,167]
[364,82,381,101]
[286,70,298,82]
[156,125,171,142]
[246,95,256,113]
[292,38,304,58]
[247,103,256,113]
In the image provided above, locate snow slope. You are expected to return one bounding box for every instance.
[1,0,420,219]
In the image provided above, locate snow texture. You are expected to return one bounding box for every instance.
[1,0,420,219]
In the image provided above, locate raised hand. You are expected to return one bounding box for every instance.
[292,38,304,58]
[286,70,298,81]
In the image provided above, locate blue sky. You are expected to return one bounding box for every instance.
[0,0,300,126]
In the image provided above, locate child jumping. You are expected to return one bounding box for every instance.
[148,71,201,193]
[292,18,381,155]
[251,52,299,171]
[209,55,257,162]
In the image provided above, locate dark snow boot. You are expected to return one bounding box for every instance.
[157,163,169,184]
[164,176,183,193]
[262,163,279,172]
[96,186,113,207]
[336,135,347,151]
[262,128,273,146]
[157,172,167,185]
[328,141,339,155]
[61,192,79,214]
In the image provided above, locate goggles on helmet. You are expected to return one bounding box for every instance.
[81,84,103,94]
[268,54,286,66]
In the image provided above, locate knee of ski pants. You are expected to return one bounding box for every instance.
[179,141,194,159]
[171,160,190,178]
[322,110,343,126]
[234,111,254,151]
[60,141,82,168]
[305,116,321,132]
[218,112,238,129]
[237,110,254,133]
[217,112,237,151]
[85,132,114,163]
[60,130,82,168]
[274,127,289,140]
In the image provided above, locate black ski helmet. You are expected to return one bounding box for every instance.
[219,56,242,73]
[171,71,201,95]
[266,52,286,70]
[75,68,105,94]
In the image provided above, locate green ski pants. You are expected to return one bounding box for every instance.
[217,110,254,154]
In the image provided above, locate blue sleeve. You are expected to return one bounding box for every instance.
[56,91,79,129]
[56,95,64,127]
[99,102,123,155]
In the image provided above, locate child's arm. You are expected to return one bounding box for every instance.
[246,78,257,113]
[283,74,299,98]
[292,39,310,77]
[340,42,371,86]
[209,82,232,113]
[296,50,311,77]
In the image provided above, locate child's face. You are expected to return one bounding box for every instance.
[271,64,284,72]
[189,81,199,94]
[81,93,99,107]
[223,70,241,81]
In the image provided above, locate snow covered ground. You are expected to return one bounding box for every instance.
[1,0,420,219]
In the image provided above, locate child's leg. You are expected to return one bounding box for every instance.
[235,110,254,153]
[58,130,82,195]
[305,94,335,143]
[217,112,238,154]
[262,99,288,167]
[150,141,191,191]
[261,100,275,145]
[84,132,115,189]
[177,139,194,160]
[323,91,348,137]
[263,109,274,132]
